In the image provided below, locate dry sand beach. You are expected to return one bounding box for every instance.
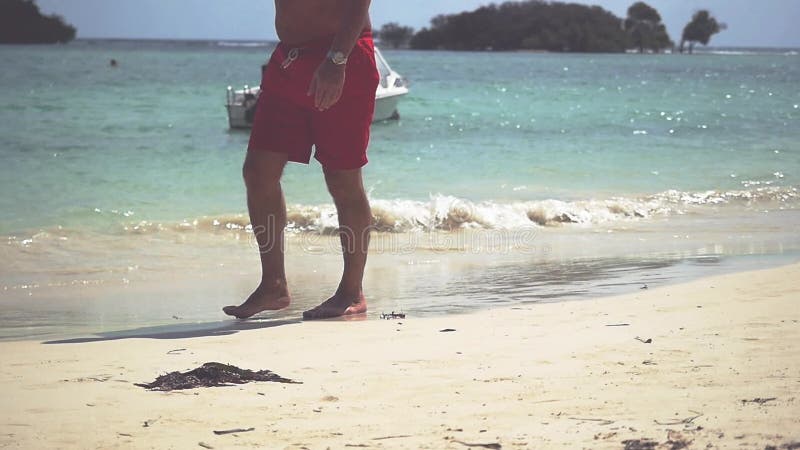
[1,263,798,449]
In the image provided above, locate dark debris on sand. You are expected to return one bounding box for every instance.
[622,431,692,450]
[765,443,800,450]
[450,439,502,449]
[213,427,255,435]
[135,362,300,391]
[622,439,659,450]
[741,397,777,405]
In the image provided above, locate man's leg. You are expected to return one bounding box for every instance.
[223,150,291,319]
[303,167,371,319]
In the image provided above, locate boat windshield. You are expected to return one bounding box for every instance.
[375,49,391,88]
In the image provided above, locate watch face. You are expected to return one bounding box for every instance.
[331,51,347,65]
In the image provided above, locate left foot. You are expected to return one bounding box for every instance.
[223,279,291,319]
[303,291,367,320]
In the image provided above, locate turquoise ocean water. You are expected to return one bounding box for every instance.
[1,41,799,340]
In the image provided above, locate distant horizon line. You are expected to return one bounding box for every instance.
[70,37,800,50]
[76,36,278,43]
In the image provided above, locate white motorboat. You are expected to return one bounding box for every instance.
[226,47,408,129]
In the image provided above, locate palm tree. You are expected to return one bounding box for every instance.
[680,10,725,54]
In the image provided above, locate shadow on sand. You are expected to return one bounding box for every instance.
[42,318,301,344]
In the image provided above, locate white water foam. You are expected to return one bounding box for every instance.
[105,185,800,235]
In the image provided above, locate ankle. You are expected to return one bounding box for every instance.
[336,286,363,299]
[260,277,288,291]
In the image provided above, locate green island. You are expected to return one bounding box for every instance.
[0,0,76,44]
[378,1,724,53]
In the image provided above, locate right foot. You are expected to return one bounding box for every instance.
[223,280,291,319]
[302,291,367,320]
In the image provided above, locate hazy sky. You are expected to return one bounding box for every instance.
[37,0,800,47]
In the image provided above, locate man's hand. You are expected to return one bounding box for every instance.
[307,60,346,111]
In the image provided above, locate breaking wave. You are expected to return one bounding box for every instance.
[118,186,799,235]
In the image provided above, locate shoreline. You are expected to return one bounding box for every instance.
[1,247,798,343]
[1,263,798,448]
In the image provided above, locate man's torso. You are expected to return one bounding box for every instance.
[275,0,371,45]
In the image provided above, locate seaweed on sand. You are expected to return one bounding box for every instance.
[136,362,300,391]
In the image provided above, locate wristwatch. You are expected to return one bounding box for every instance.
[327,50,348,65]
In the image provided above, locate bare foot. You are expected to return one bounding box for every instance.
[223,280,291,319]
[302,291,367,320]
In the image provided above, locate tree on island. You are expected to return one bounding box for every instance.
[410,1,628,52]
[0,0,76,44]
[624,2,672,53]
[680,10,725,54]
[377,22,415,49]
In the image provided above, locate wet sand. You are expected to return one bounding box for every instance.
[0,263,798,449]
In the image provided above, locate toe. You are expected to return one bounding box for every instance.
[303,307,327,320]
[223,306,246,319]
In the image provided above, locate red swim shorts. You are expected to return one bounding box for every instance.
[247,30,380,170]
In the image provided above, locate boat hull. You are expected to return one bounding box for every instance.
[373,93,404,122]
[227,94,406,129]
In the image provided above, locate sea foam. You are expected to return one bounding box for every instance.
[115,186,799,235]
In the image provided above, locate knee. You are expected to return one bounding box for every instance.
[242,154,281,191]
[326,177,363,203]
